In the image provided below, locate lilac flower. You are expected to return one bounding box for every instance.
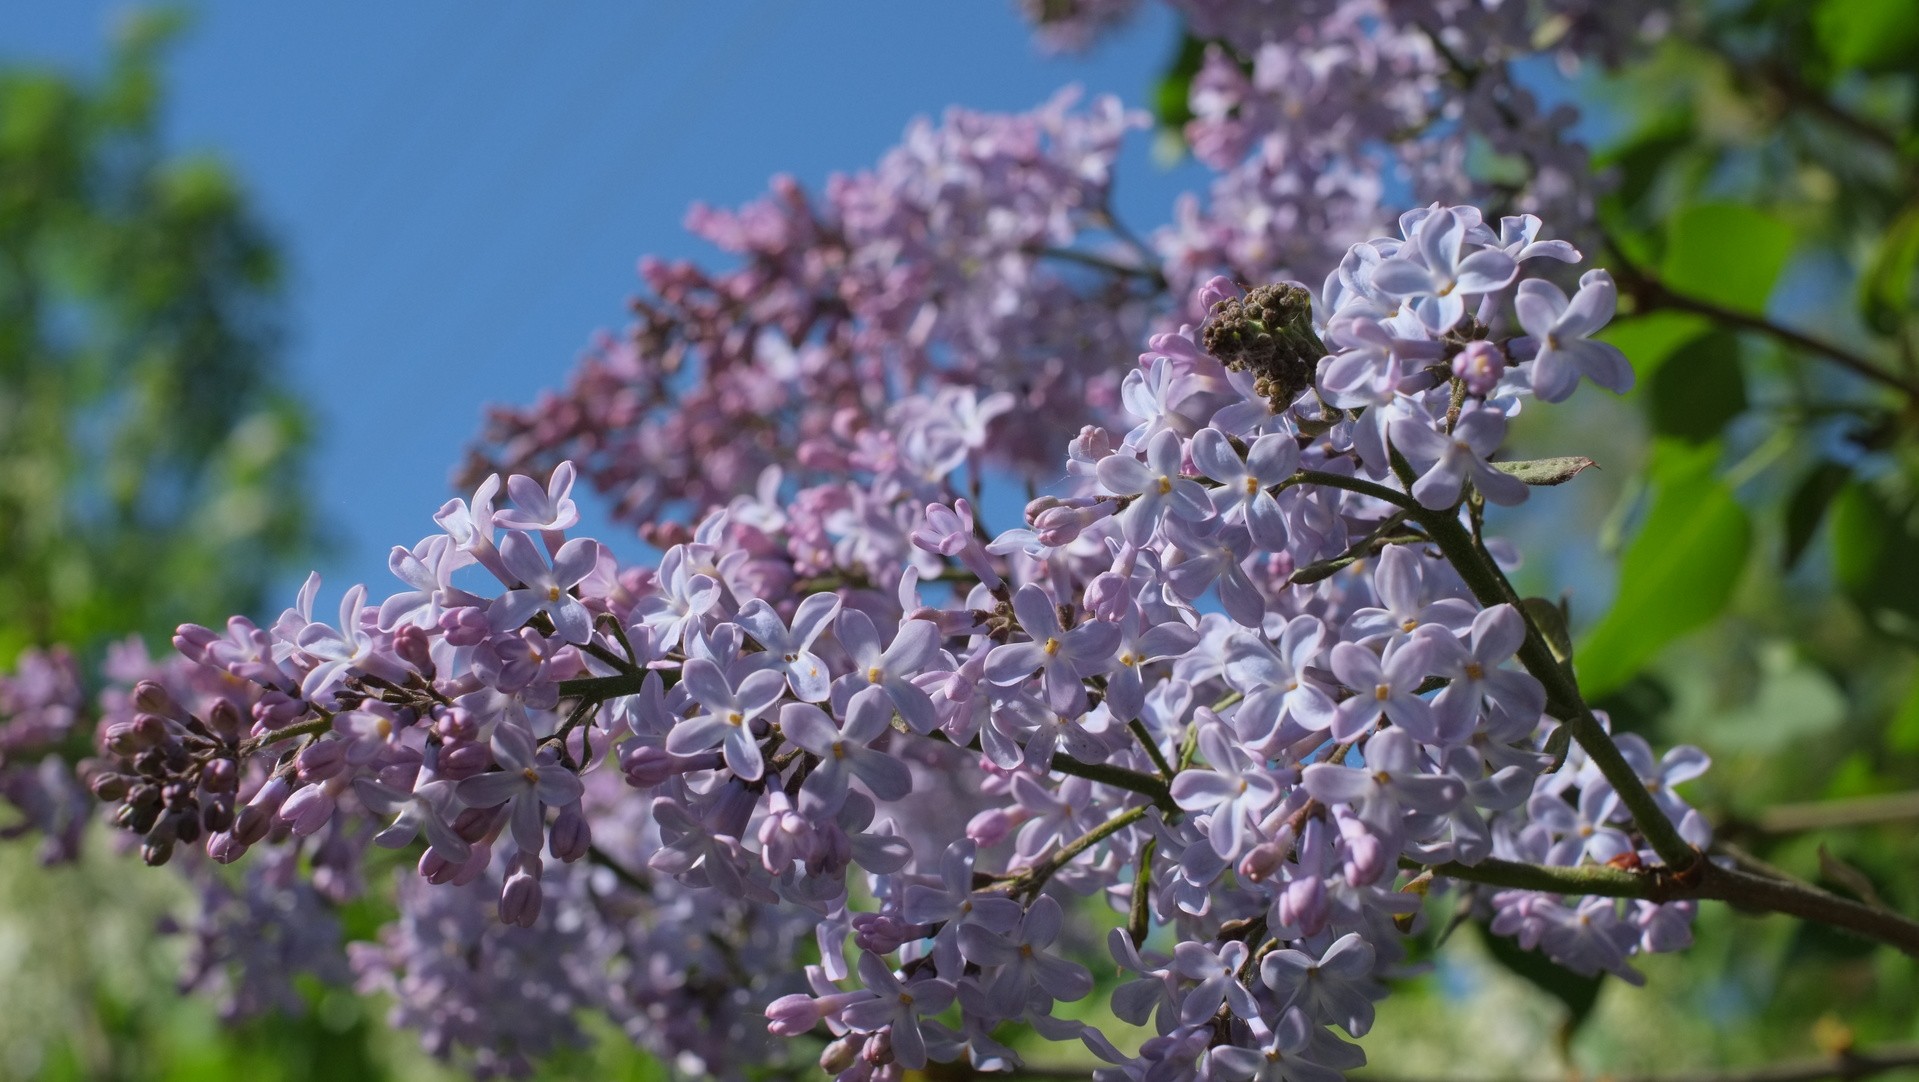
[735,593,840,701]
[983,584,1119,713]
[1258,932,1379,1037]
[493,460,581,536]
[1191,427,1299,550]
[1104,605,1198,722]
[956,895,1093,1011]
[911,498,1003,590]
[1097,428,1213,545]
[1205,1006,1367,1082]
[1343,546,1476,646]
[1170,723,1284,859]
[453,723,585,856]
[1515,269,1633,402]
[1224,618,1337,746]
[1389,403,1528,510]
[1370,206,1519,333]
[834,609,942,733]
[1301,728,1464,841]
[1326,638,1437,743]
[1171,939,1264,1032]
[838,952,956,1070]
[1418,605,1545,743]
[487,532,599,644]
[293,584,384,700]
[1163,517,1266,628]
[1529,787,1632,867]
[1495,214,1580,264]
[664,658,787,781]
[633,544,722,650]
[778,692,912,815]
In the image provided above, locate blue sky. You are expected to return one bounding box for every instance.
[1,3,1206,608]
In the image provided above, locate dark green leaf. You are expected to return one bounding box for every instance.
[1494,456,1598,486]
[1646,331,1747,443]
[1521,596,1574,664]
[1782,461,1853,570]
[1577,441,1752,698]
[1830,482,1919,633]
[1661,204,1795,316]
[1815,0,1919,73]
[1860,205,1919,337]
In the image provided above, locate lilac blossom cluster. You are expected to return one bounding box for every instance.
[475,2,1666,546]
[469,90,1151,538]
[71,203,1717,1079]
[1154,0,1668,302]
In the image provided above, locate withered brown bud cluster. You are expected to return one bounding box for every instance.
[1199,282,1325,411]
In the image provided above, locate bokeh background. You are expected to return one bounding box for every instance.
[1,2,1916,1079]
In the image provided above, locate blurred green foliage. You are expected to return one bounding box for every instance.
[0,8,308,665]
[1422,0,1919,1072]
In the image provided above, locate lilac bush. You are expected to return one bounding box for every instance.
[5,2,1914,1079]
[76,200,1757,1078]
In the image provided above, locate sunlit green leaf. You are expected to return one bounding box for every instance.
[1661,204,1795,316]
[1577,441,1752,698]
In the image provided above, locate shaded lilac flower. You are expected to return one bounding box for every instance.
[487,532,599,644]
[1097,428,1212,545]
[957,895,1093,1011]
[664,658,787,781]
[1205,1006,1367,1082]
[1389,403,1528,510]
[735,593,840,702]
[1259,932,1378,1037]
[1530,787,1631,867]
[778,691,912,815]
[453,723,584,856]
[1104,605,1197,722]
[294,584,382,700]
[1516,269,1632,402]
[1192,427,1299,550]
[1495,214,1580,264]
[911,498,1003,590]
[1163,517,1265,628]
[1172,939,1265,1032]
[983,584,1119,713]
[839,952,956,1070]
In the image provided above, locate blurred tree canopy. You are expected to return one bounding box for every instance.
[0,8,309,662]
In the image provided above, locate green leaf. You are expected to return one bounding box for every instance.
[1476,922,1605,1034]
[1646,331,1746,443]
[1493,456,1598,487]
[1576,441,1752,698]
[1782,460,1852,570]
[1152,34,1207,134]
[1815,0,1919,73]
[1661,204,1795,316]
[1521,596,1574,664]
[1599,310,1712,382]
[1830,482,1919,635]
[1860,205,1919,337]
